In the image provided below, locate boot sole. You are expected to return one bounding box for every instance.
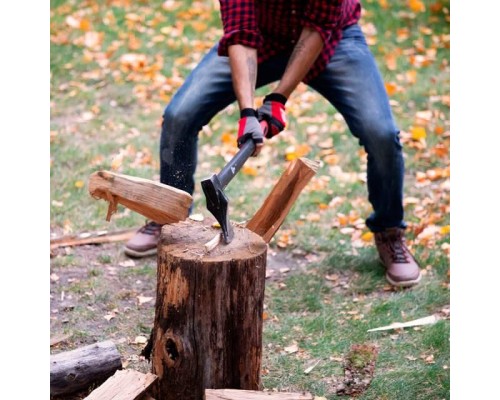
[123,246,158,258]
[385,271,422,288]
[379,259,422,288]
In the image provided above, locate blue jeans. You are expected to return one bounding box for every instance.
[159,24,405,232]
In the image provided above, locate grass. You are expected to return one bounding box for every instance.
[50,0,450,399]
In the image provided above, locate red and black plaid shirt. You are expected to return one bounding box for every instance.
[218,0,361,82]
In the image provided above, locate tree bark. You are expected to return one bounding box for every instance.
[50,340,122,397]
[150,220,267,400]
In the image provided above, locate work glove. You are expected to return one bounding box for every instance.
[257,93,287,138]
[237,108,264,149]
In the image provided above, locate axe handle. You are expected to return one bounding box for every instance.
[217,121,268,189]
[218,139,255,189]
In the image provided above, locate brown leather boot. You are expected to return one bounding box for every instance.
[374,228,421,287]
[124,221,162,258]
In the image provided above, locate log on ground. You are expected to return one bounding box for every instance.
[50,340,122,397]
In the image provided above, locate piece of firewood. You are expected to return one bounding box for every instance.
[246,158,319,243]
[84,369,157,400]
[205,389,314,399]
[50,228,137,250]
[50,340,122,397]
[88,171,192,224]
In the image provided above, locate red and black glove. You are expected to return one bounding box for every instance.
[257,93,287,138]
[237,108,265,148]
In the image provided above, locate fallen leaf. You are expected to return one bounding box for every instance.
[104,314,115,321]
[134,335,148,344]
[189,213,204,222]
[411,126,427,140]
[137,295,153,305]
[74,180,85,188]
[119,259,136,268]
[361,231,374,242]
[284,344,299,354]
[408,0,426,13]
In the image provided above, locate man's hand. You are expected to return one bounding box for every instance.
[257,93,287,138]
[237,108,264,156]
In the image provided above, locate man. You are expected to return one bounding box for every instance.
[124,0,421,287]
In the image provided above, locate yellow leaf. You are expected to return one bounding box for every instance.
[74,180,85,189]
[323,154,339,165]
[361,232,374,242]
[220,131,233,144]
[337,213,348,226]
[385,82,398,96]
[285,144,311,161]
[378,0,388,9]
[405,70,418,84]
[408,0,426,13]
[79,18,91,31]
[242,165,258,176]
[411,126,427,140]
[318,203,329,210]
[191,21,207,33]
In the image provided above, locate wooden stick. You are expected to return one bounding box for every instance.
[205,389,313,399]
[204,233,222,252]
[246,158,319,243]
[88,170,192,224]
[50,228,137,250]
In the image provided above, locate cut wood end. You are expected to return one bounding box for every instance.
[299,157,320,172]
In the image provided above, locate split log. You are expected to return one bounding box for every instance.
[50,340,122,397]
[205,389,314,399]
[246,158,319,243]
[84,369,157,400]
[50,228,137,250]
[149,220,267,400]
[88,170,192,224]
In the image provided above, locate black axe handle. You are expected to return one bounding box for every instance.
[217,121,268,188]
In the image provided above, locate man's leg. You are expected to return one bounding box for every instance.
[125,45,286,257]
[308,24,420,287]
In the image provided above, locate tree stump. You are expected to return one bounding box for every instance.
[149,220,267,400]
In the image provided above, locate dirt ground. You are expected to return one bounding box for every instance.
[49,235,324,399]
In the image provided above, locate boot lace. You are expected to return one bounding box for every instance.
[378,230,410,264]
[139,221,162,235]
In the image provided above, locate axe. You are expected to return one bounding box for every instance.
[201,121,268,244]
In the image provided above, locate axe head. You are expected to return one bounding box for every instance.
[201,174,234,244]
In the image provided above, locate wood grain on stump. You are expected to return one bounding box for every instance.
[150,220,268,400]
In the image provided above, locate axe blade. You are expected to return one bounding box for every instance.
[201,174,234,244]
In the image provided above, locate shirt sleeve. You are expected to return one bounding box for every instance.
[218,0,263,56]
[302,0,344,44]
